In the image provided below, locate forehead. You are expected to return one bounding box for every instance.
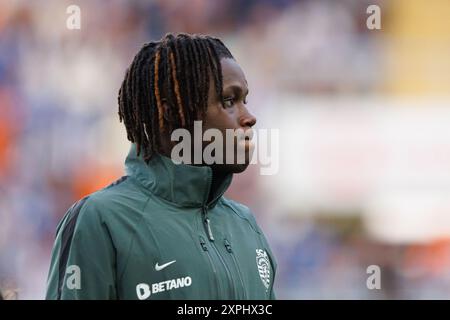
[220,58,247,88]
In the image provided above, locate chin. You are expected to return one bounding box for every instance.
[228,163,250,174]
[211,162,250,174]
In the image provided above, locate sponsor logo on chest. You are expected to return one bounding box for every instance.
[136,276,192,300]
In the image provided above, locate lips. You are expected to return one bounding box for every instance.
[236,129,254,142]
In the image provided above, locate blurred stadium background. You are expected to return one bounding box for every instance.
[2,0,450,299]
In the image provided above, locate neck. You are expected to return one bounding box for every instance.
[208,169,228,204]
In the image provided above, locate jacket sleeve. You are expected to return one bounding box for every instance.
[46,197,117,300]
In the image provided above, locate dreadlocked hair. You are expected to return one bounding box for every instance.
[118,33,234,162]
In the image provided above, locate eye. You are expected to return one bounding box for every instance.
[222,97,235,109]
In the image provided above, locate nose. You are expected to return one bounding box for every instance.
[239,107,257,129]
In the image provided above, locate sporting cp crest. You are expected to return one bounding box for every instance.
[255,249,271,290]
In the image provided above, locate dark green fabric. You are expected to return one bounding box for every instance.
[46,144,277,300]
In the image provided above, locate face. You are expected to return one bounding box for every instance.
[202,58,257,174]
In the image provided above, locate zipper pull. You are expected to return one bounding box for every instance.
[224,239,232,253]
[205,218,215,241]
[202,205,215,241]
[199,236,208,251]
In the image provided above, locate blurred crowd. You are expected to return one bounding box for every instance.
[2,0,450,299]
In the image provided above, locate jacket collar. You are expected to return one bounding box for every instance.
[124,144,233,208]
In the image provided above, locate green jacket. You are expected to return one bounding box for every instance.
[46,144,277,300]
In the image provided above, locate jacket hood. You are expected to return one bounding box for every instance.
[124,144,233,208]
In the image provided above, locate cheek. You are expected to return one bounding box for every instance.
[204,105,239,131]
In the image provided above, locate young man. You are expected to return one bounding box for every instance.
[46,33,277,300]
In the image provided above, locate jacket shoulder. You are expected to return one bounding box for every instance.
[67,176,147,225]
[219,197,262,235]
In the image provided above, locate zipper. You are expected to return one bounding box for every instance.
[201,172,216,242]
[224,238,247,299]
[200,170,236,298]
[199,235,222,298]
[202,205,236,298]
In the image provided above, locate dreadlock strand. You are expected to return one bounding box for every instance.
[154,46,165,133]
[169,50,186,127]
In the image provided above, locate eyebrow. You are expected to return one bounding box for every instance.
[223,84,249,97]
